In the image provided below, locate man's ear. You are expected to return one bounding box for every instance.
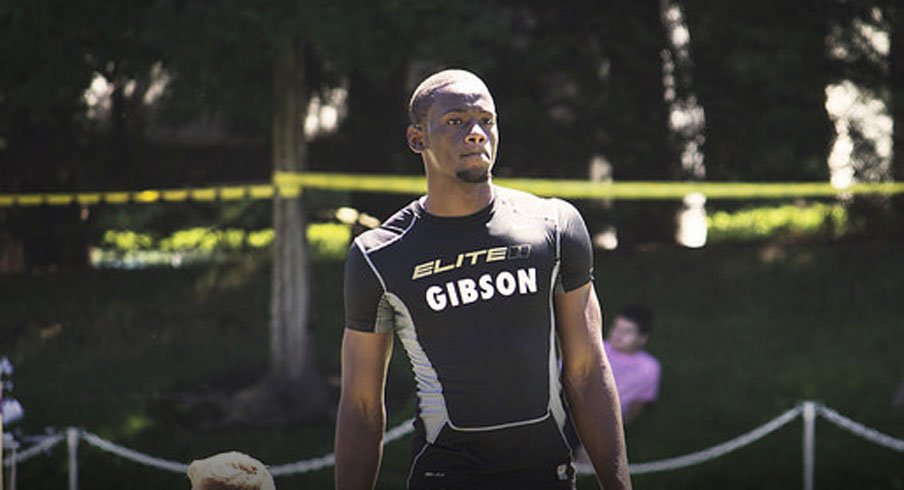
[407,124,426,154]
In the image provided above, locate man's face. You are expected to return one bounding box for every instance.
[606,315,648,354]
[411,80,498,183]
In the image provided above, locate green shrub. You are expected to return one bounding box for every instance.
[97,223,351,266]
[307,222,352,260]
[101,230,154,251]
[706,202,851,242]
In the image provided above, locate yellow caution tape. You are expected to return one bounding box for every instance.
[76,193,102,205]
[278,185,302,198]
[249,185,275,199]
[17,195,45,206]
[274,171,904,200]
[162,190,189,202]
[219,186,247,200]
[273,171,426,195]
[104,192,131,204]
[190,188,218,201]
[2,173,903,208]
[46,194,74,206]
[134,190,161,203]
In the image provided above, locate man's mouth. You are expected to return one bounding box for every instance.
[462,151,487,159]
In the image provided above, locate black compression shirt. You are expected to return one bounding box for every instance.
[344,185,594,489]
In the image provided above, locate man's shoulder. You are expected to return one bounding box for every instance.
[354,201,420,253]
[494,185,567,220]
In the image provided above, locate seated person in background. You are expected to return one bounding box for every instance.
[604,305,661,424]
[188,451,275,490]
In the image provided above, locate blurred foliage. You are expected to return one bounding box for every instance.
[681,0,832,180]
[306,222,352,259]
[707,202,852,242]
[4,1,896,187]
[1,1,902,260]
[94,202,860,264]
[102,230,154,251]
[96,223,350,266]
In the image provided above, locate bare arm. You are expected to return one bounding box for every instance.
[335,329,393,490]
[556,282,631,489]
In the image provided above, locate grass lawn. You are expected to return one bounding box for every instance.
[1,239,902,489]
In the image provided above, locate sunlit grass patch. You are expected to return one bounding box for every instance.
[706,202,851,242]
[94,223,351,268]
[306,222,352,259]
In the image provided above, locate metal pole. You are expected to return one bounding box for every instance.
[802,401,816,490]
[67,428,79,490]
[8,444,15,490]
[1,379,5,490]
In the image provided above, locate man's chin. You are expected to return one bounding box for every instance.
[455,169,491,184]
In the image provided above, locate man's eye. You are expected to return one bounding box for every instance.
[447,118,462,125]
[482,118,495,125]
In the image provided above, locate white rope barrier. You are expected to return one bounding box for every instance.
[2,402,902,484]
[269,452,336,476]
[817,404,904,452]
[383,417,416,443]
[2,418,414,477]
[79,431,189,473]
[269,418,414,476]
[2,433,65,467]
[575,404,804,475]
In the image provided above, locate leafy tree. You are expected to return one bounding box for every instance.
[0,1,163,269]
[141,0,510,422]
[894,4,904,177]
[682,0,834,181]
[888,2,904,232]
[822,0,899,235]
[469,3,678,244]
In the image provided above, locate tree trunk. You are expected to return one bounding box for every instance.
[0,231,26,274]
[891,2,904,235]
[270,40,311,384]
[228,40,331,425]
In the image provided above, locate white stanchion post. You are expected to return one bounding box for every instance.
[8,444,15,490]
[67,428,79,490]
[802,401,816,490]
[1,378,5,490]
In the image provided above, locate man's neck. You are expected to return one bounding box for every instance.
[423,179,494,217]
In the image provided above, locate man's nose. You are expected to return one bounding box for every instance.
[465,122,487,144]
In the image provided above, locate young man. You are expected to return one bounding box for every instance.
[604,306,660,424]
[335,69,631,490]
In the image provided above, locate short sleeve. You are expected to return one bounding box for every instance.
[637,358,661,402]
[343,242,384,332]
[556,199,593,292]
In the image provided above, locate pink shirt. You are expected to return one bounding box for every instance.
[604,341,661,413]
